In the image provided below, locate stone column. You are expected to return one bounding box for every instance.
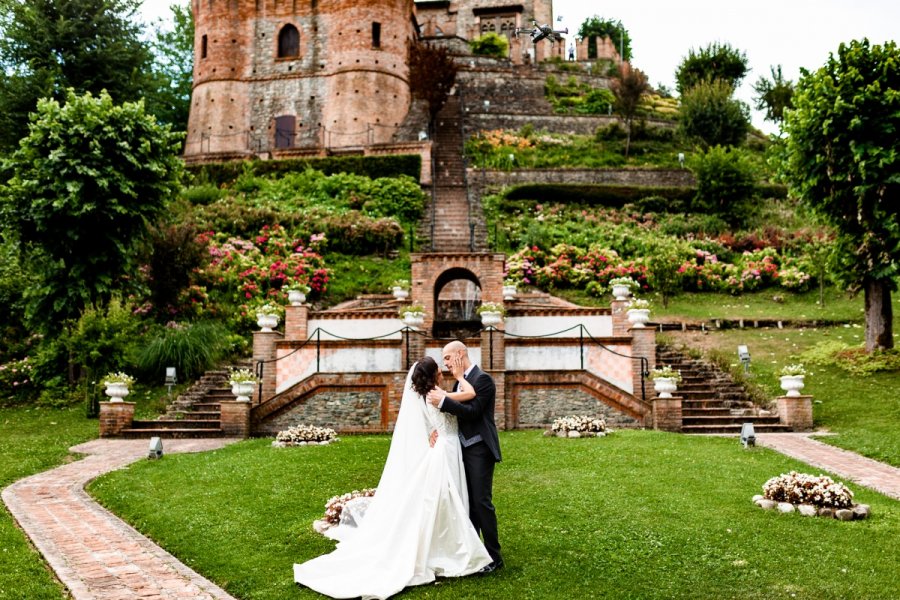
[610,299,630,336]
[284,305,309,341]
[777,395,813,431]
[629,326,656,407]
[653,396,682,432]
[253,330,282,403]
[219,400,251,437]
[99,402,135,437]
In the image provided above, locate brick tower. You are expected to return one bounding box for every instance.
[185,0,417,160]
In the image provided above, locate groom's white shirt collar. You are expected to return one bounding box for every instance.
[463,364,475,378]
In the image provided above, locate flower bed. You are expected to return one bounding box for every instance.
[272,424,338,447]
[547,415,610,438]
[752,471,870,520]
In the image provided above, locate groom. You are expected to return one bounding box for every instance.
[427,340,503,573]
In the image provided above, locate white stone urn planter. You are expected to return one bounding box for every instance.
[627,308,650,328]
[780,375,805,397]
[502,284,517,301]
[256,313,279,332]
[611,284,633,301]
[287,289,307,306]
[401,312,425,328]
[392,286,409,300]
[104,382,130,402]
[653,377,678,398]
[231,381,255,402]
[480,311,503,327]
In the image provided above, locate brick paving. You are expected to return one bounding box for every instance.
[757,433,900,501]
[2,438,241,600]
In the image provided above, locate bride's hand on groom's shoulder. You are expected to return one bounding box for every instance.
[425,388,444,407]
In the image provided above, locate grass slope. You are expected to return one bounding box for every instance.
[89,432,900,600]
[0,407,97,599]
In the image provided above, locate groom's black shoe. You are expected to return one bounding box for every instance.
[478,560,504,574]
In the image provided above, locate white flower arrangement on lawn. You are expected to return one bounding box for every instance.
[323,488,377,526]
[549,415,610,438]
[650,365,683,383]
[762,471,853,508]
[779,364,807,377]
[102,372,136,386]
[272,424,339,447]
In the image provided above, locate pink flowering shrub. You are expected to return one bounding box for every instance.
[0,356,35,404]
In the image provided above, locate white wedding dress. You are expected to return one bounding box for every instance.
[293,365,492,599]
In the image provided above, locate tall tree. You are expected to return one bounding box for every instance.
[752,65,794,125]
[610,64,650,157]
[678,78,751,148]
[0,90,183,333]
[0,0,153,151]
[675,42,749,95]
[407,41,459,130]
[144,1,194,132]
[781,39,900,352]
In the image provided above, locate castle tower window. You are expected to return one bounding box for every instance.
[274,115,296,148]
[278,24,300,58]
[372,22,381,48]
[201,34,208,59]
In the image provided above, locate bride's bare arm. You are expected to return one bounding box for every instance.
[445,376,475,402]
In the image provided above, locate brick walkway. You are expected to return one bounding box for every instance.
[757,433,900,501]
[2,438,241,600]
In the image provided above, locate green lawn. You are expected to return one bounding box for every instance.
[88,431,900,600]
[0,407,97,600]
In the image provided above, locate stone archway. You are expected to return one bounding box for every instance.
[433,267,482,338]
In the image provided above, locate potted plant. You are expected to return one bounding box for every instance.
[609,277,638,301]
[101,371,135,402]
[779,364,806,397]
[286,283,311,306]
[229,367,258,402]
[399,304,425,328]
[650,365,682,398]
[477,302,506,326]
[502,278,519,301]
[391,279,410,300]
[626,298,651,328]
[256,303,282,332]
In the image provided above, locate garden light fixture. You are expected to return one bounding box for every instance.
[148,437,163,459]
[740,423,756,448]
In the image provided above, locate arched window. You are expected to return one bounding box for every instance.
[433,268,482,338]
[278,24,300,58]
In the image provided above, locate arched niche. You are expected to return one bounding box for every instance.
[432,267,482,339]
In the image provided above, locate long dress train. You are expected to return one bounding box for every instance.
[293,365,491,599]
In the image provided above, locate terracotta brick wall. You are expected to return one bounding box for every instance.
[99,402,135,437]
[777,396,813,431]
[652,397,682,432]
[220,400,251,437]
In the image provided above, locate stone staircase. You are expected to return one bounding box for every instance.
[422,92,488,252]
[119,367,247,438]
[656,346,791,434]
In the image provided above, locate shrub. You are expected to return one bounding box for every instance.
[186,155,422,186]
[64,298,145,384]
[180,184,226,205]
[688,145,758,228]
[762,471,853,508]
[678,78,751,148]
[137,321,229,381]
[469,32,509,58]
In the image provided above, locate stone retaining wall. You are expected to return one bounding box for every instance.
[258,390,384,435]
[517,388,640,429]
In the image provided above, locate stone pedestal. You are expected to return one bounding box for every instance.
[610,299,630,336]
[220,400,251,437]
[253,330,282,403]
[777,395,813,431]
[285,305,309,341]
[653,396,683,432]
[99,402,135,437]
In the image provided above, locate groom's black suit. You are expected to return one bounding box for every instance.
[439,365,502,564]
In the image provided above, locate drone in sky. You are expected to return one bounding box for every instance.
[514,19,568,44]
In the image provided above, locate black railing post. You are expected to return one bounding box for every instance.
[255,360,264,405]
[404,326,410,370]
[579,325,584,370]
[489,326,494,370]
[316,329,321,372]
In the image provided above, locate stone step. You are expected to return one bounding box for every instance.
[682,415,782,426]
[118,428,226,439]
[130,419,221,430]
[681,423,793,434]
[168,411,221,421]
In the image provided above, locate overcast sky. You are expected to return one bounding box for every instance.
[138,0,900,134]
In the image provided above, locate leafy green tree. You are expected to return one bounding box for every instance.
[781,39,900,352]
[678,78,751,148]
[0,0,153,151]
[753,65,794,125]
[688,145,758,229]
[0,90,183,333]
[675,42,749,95]
[144,1,194,132]
[577,16,631,62]
[469,32,509,59]
[610,64,650,157]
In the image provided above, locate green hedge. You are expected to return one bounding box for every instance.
[186,154,422,186]
[504,183,696,207]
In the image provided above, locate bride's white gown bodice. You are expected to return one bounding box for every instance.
[294,394,491,599]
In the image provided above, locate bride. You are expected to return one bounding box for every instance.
[293,356,492,599]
